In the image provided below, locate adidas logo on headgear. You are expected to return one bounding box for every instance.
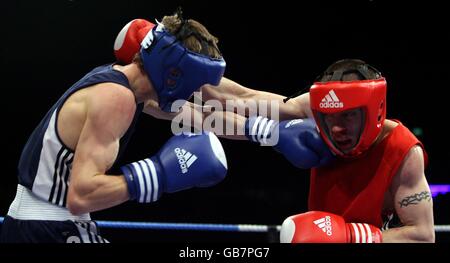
[174,148,198,173]
[313,216,333,236]
[319,90,344,109]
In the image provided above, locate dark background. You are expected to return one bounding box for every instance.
[1,0,449,242]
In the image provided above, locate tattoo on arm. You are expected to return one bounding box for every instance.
[399,191,431,208]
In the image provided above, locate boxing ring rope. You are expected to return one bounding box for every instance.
[0,216,449,232]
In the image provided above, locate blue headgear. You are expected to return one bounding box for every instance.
[140,23,226,112]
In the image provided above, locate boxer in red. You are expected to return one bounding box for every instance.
[114,20,434,243]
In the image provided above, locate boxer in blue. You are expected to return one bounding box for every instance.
[1,11,227,243]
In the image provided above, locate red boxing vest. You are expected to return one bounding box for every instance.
[308,120,428,227]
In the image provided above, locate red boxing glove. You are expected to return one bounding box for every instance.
[113,19,155,64]
[280,211,382,243]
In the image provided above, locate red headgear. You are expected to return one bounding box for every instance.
[309,64,387,158]
[114,19,155,64]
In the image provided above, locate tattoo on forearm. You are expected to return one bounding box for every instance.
[399,191,432,208]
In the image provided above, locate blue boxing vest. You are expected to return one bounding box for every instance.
[17,64,143,208]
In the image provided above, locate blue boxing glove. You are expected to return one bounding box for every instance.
[121,131,228,203]
[245,116,334,169]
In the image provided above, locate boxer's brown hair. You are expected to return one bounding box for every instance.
[133,11,222,68]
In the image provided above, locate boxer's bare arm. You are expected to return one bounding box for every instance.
[142,99,178,121]
[66,84,136,215]
[201,77,313,119]
[382,146,435,242]
[201,105,248,140]
[143,101,248,140]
